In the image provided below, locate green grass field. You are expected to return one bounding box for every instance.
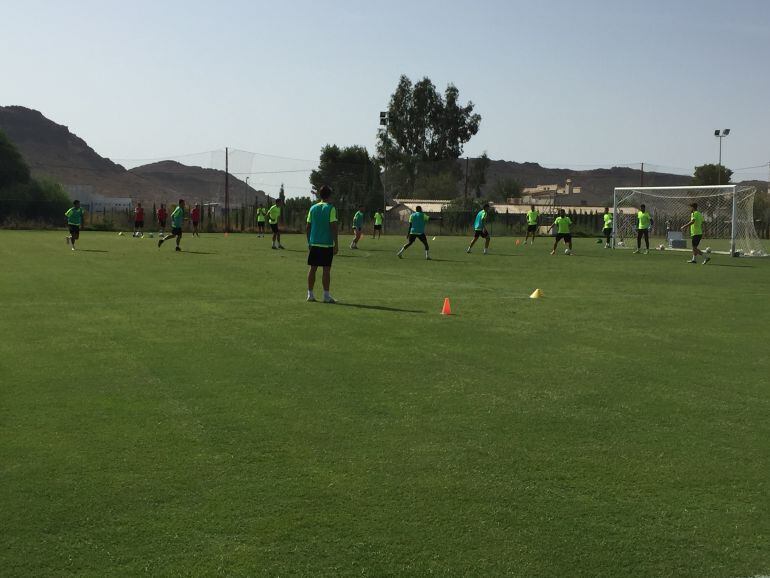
[1,229,768,577]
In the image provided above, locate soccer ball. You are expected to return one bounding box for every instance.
[564,248,571,255]
[617,241,625,247]
[118,231,124,236]
[704,247,711,254]
[657,244,665,251]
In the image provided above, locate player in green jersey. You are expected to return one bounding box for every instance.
[397,206,431,260]
[157,199,186,252]
[64,200,85,250]
[634,204,652,254]
[466,203,491,254]
[550,209,573,255]
[256,204,267,238]
[524,205,539,245]
[306,185,339,303]
[268,199,285,249]
[602,207,613,248]
[372,210,383,239]
[681,202,709,264]
[350,205,364,249]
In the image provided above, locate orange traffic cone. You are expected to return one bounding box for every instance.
[515,239,521,246]
[441,297,452,315]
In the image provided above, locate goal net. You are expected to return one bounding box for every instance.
[613,185,767,257]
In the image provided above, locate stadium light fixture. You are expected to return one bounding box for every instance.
[714,129,730,185]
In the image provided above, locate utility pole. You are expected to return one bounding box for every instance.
[224,147,230,233]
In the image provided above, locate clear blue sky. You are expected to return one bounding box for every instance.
[2,0,769,196]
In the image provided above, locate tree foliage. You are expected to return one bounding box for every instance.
[310,145,383,213]
[0,130,70,224]
[377,75,481,195]
[487,177,522,202]
[467,153,491,198]
[692,163,733,186]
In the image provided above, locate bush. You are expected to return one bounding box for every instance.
[0,178,71,225]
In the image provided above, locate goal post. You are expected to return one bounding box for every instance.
[612,185,768,257]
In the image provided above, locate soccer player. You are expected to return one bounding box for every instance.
[681,202,710,264]
[65,200,85,251]
[397,206,431,260]
[602,207,613,248]
[350,205,364,249]
[466,203,491,254]
[157,204,168,235]
[133,202,145,237]
[268,199,285,249]
[158,199,185,252]
[524,204,539,244]
[372,209,383,239]
[550,209,573,255]
[256,204,267,237]
[190,203,201,237]
[634,203,651,254]
[306,185,339,303]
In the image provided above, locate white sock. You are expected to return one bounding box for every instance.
[323,291,331,300]
[483,248,488,254]
[308,290,315,299]
[425,250,430,258]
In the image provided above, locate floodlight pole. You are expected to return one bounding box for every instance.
[730,185,738,257]
[715,129,729,186]
[224,147,230,233]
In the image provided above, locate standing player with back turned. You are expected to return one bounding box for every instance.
[306,185,339,303]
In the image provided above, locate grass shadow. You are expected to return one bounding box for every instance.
[77,249,109,253]
[708,263,755,268]
[183,250,216,255]
[334,302,425,314]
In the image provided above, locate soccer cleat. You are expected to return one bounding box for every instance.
[550,250,555,255]
[271,245,277,250]
[483,249,488,255]
[633,249,640,254]
[278,244,285,250]
[71,246,75,251]
[426,255,431,260]
[644,250,649,255]
[687,258,696,263]
[702,257,711,265]
[175,247,181,252]
[323,296,336,304]
[466,247,471,253]
[306,295,316,302]
[158,239,163,247]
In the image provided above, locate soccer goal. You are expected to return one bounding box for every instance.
[612,185,768,257]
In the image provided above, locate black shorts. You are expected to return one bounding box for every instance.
[270,223,279,233]
[527,224,537,232]
[603,227,612,236]
[473,229,489,239]
[374,224,382,230]
[68,224,80,239]
[691,234,702,247]
[134,220,144,228]
[308,246,334,267]
[158,219,166,228]
[172,227,183,237]
[555,233,572,242]
[192,221,199,228]
[257,221,265,228]
[408,233,428,244]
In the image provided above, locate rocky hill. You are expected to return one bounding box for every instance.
[0,106,267,205]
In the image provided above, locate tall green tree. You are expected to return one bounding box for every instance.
[377,75,481,195]
[0,130,70,224]
[0,130,31,189]
[487,177,522,203]
[692,163,733,185]
[467,152,491,198]
[310,144,384,214]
